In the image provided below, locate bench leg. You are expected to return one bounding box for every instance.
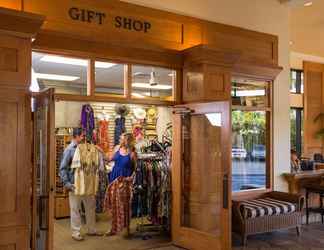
[296,226,301,236]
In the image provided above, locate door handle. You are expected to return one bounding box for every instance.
[223,174,229,209]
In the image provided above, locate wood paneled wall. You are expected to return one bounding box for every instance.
[24,0,280,72]
[303,61,324,157]
[0,0,22,10]
[0,8,44,250]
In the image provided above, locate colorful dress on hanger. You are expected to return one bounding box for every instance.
[98,120,110,153]
[81,104,95,142]
[71,143,101,196]
[104,176,133,234]
[114,117,126,146]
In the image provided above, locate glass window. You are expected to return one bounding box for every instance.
[131,65,175,100]
[231,78,269,107]
[232,110,267,192]
[231,78,271,192]
[95,61,125,96]
[290,108,303,156]
[32,52,88,95]
[290,69,304,94]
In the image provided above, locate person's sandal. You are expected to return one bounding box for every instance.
[104,231,116,237]
[72,234,84,241]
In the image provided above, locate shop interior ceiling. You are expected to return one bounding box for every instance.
[32,52,173,89]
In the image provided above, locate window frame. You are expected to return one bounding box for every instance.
[231,77,273,195]
[32,49,180,106]
[290,69,303,94]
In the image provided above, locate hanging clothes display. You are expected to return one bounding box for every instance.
[96,167,108,213]
[132,150,172,230]
[104,176,133,234]
[71,143,102,196]
[98,119,110,153]
[114,116,126,146]
[81,104,95,142]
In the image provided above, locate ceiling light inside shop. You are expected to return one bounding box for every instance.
[132,83,172,90]
[41,55,116,68]
[205,113,222,127]
[235,90,265,97]
[304,1,313,6]
[132,93,145,98]
[35,73,80,81]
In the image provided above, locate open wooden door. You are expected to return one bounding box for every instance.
[32,88,55,250]
[172,102,231,250]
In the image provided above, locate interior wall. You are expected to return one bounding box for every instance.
[122,0,291,191]
[291,51,324,70]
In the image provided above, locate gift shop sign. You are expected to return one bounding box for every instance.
[68,7,152,33]
[23,0,199,45]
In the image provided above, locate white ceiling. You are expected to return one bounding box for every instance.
[290,0,324,58]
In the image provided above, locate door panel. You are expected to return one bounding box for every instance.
[32,89,55,250]
[172,102,231,250]
[0,89,31,250]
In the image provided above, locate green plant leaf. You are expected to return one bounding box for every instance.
[316,128,324,138]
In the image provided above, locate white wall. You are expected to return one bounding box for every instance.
[291,51,324,70]
[122,0,291,191]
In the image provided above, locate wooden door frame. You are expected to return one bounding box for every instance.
[31,89,56,250]
[172,101,231,250]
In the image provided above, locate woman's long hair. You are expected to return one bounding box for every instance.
[120,133,135,152]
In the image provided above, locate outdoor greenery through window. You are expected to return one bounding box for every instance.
[232,78,270,192]
[290,107,303,157]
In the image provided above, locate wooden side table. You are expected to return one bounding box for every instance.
[304,183,324,225]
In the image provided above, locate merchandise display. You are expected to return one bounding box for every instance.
[55,101,172,240]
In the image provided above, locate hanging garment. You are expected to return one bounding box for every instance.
[71,144,100,196]
[96,168,108,213]
[131,154,172,230]
[109,150,133,183]
[81,104,95,142]
[104,176,133,234]
[98,120,110,153]
[114,117,126,146]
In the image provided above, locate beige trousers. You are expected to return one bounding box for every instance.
[69,192,96,237]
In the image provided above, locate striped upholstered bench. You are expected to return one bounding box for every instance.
[232,191,304,245]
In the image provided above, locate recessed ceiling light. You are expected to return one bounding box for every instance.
[304,1,313,7]
[132,83,172,90]
[41,55,116,69]
[290,41,293,45]
[35,73,80,81]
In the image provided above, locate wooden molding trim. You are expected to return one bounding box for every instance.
[54,93,174,106]
[183,45,282,80]
[182,45,241,68]
[33,30,183,69]
[0,7,44,38]
[233,63,283,81]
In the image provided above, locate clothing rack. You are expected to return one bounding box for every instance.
[132,153,171,240]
